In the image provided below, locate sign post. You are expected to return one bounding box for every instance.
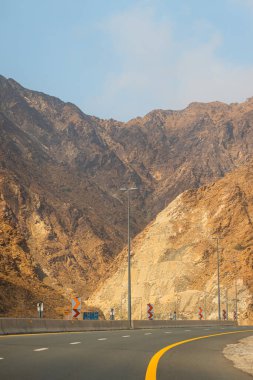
[37,302,44,318]
[198,307,203,320]
[83,311,99,320]
[110,308,115,320]
[147,303,154,320]
[71,297,81,319]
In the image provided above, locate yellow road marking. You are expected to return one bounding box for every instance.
[145,329,253,380]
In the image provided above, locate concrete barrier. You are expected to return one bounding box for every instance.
[0,318,130,335]
[132,320,236,329]
[0,318,235,335]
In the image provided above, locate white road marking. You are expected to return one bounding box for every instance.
[204,329,210,330]
[0,358,4,360]
[185,330,191,332]
[145,333,152,335]
[98,338,107,341]
[34,348,48,352]
[122,335,130,338]
[70,342,81,345]
[164,331,172,334]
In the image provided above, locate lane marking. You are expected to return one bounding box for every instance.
[185,330,191,332]
[0,358,4,360]
[145,333,152,335]
[98,338,107,341]
[164,332,172,334]
[145,329,253,380]
[122,335,130,338]
[34,348,48,352]
[70,342,81,345]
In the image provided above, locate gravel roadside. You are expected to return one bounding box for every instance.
[223,336,253,376]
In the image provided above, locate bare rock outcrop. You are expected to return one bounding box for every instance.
[88,163,253,324]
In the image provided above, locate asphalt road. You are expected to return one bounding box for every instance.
[0,325,252,380]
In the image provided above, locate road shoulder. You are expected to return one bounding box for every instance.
[223,335,253,376]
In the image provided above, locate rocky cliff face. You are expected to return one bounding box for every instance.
[88,163,253,324]
[1,75,253,317]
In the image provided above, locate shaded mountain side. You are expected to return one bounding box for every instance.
[1,75,253,316]
[88,163,253,324]
[0,181,67,317]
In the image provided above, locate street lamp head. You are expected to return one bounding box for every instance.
[120,187,138,192]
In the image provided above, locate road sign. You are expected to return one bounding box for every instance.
[110,308,115,320]
[83,312,99,320]
[73,309,80,318]
[147,303,154,320]
[37,302,44,318]
[71,297,81,319]
[198,307,203,320]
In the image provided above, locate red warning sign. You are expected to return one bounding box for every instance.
[71,297,81,319]
[198,307,203,320]
[147,303,154,320]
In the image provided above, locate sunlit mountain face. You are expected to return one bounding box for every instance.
[1,75,253,318]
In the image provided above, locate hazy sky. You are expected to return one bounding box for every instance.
[1,0,253,121]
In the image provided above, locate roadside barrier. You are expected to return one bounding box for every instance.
[0,318,236,335]
[0,318,130,335]
[132,320,236,329]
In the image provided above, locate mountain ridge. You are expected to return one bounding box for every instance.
[1,75,253,317]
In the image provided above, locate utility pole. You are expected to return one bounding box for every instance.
[225,256,239,321]
[120,187,137,328]
[204,292,207,320]
[231,258,238,321]
[226,288,228,320]
[212,236,223,320]
[234,276,238,321]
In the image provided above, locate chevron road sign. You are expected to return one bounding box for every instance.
[71,297,81,319]
[198,307,203,320]
[147,303,154,320]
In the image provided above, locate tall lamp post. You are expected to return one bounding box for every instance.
[120,187,137,328]
[212,236,223,320]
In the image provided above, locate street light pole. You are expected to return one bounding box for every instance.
[225,288,228,320]
[212,236,223,320]
[231,258,238,321]
[120,187,137,328]
[235,276,238,320]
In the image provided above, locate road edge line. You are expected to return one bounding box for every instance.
[145,329,253,380]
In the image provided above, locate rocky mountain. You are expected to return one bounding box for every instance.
[1,75,253,317]
[88,163,253,324]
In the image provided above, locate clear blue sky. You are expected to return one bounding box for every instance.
[1,0,253,121]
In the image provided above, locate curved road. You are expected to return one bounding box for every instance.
[0,326,252,379]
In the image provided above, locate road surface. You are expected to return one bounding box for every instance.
[0,325,252,379]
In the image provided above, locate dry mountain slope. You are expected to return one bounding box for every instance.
[88,163,253,324]
[1,75,253,317]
